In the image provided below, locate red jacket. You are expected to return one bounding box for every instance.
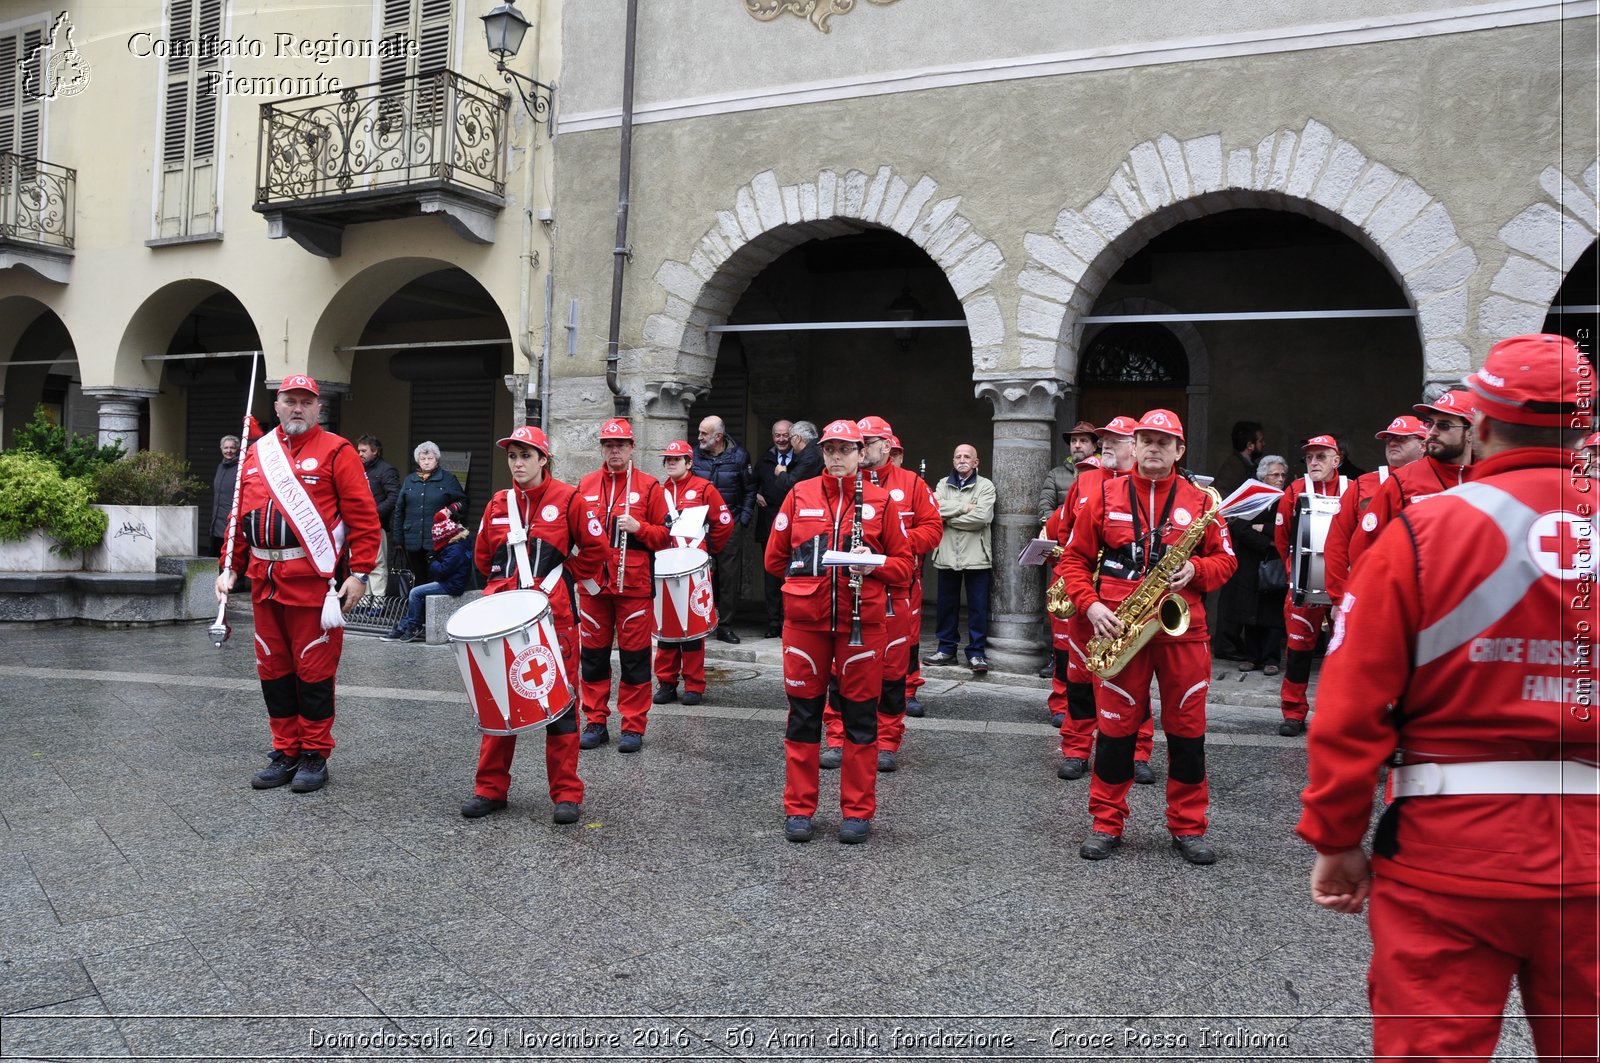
[1273,473,1349,565]
[1347,454,1472,570]
[762,473,914,629]
[1296,447,1599,898]
[865,462,941,588]
[1045,466,1113,544]
[660,472,734,553]
[476,477,608,625]
[575,467,670,598]
[1323,466,1393,603]
[1059,471,1235,641]
[227,424,381,607]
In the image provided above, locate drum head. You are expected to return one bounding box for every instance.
[655,546,710,579]
[447,589,551,641]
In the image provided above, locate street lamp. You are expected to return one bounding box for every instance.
[481,1,555,129]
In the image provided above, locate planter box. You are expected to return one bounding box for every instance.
[0,531,83,572]
[84,505,198,573]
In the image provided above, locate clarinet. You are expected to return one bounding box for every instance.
[847,472,865,647]
[615,460,633,593]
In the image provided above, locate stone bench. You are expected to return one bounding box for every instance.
[425,589,483,645]
[0,559,213,625]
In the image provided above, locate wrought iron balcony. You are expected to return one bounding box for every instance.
[0,152,75,282]
[254,70,509,257]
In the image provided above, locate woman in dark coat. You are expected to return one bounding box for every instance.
[392,440,466,587]
[1226,455,1290,674]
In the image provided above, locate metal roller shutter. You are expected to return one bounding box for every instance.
[408,378,493,529]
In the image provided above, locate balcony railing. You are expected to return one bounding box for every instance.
[255,70,509,207]
[0,152,75,251]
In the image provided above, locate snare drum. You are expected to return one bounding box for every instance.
[653,546,716,644]
[1292,493,1343,607]
[446,589,574,736]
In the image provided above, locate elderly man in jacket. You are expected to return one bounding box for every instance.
[923,443,996,674]
[694,415,757,643]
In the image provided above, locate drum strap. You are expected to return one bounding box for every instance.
[505,489,568,597]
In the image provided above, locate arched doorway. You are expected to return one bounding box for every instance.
[1,303,88,447]
[1077,322,1190,427]
[1542,241,1597,357]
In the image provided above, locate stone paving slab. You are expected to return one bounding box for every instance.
[0,613,1539,1062]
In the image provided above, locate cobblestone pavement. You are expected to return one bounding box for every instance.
[0,611,1539,1062]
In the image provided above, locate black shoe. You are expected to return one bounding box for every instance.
[968,655,990,674]
[461,795,507,819]
[681,690,703,706]
[764,626,782,639]
[716,628,741,644]
[580,723,609,749]
[838,818,870,844]
[1279,718,1306,737]
[784,815,814,843]
[653,684,678,704]
[1133,760,1155,785]
[1038,661,1055,678]
[617,730,643,753]
[1172,834,1217,865]
[1057,757,1087,780]
[877,749,898,773]
[250,751,300,789]
[552,801,580,825]
[904,696,925,718]
[1050,711,1065,728]
[289,752,328,793]
[819,745,842,770]
[1079,831,1122,860]
[382,623,420,643]
[922,651,956,665]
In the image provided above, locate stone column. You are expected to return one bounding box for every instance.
[976,376,1065,674]
[82,387,158,450]
[639,379,709,460]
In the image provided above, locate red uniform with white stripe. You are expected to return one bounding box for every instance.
[1060,472,1236,836]
[1297,447,1598,1060]
[1347,455,1471,571]
[653,472,733,694]
[763,474,913,821]
[226,422,380,758]
[472,478,608,804]
[575,468,670,734]
[1321,467,1390,605]
[1273,473,1348,723]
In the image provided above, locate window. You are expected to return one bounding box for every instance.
[156,0,222,237]
[377,0,452,134]
[0,24,44,159]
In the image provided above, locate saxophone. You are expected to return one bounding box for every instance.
[1041,513,1074,620]
[1084,485,1223,679]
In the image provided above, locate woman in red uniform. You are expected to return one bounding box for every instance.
[462,425,608,824]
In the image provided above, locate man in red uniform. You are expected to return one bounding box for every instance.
[1272,434,1350,737]
[215,374,381,794]
[1059,409,1236,864]
[1322,415,1427,605]
[653,439,734,707]
[1298,333,1597,1061]
[763,419,914,844]
[575,419,670,753]
[819,416,941,773]
[464,425,609,823]
[890,434,934,718]
[1348,389,1477,571]
[1047,416,1155,783]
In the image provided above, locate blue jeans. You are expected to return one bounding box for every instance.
[934,567,990,659]
[401,581,447,628]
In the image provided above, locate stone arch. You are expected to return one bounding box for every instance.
[1021,119,1479,388]
[640,166,1007,414]
[1479,162,1600,338]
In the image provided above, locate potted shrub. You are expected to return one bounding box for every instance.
[87,451,206,572]
[0,451,108,571]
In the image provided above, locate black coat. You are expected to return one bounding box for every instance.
[753,444,823,541]
[1221,513,1286,628]
[692,437,757,526]
[363,456,401,524]
[209,458,238,540]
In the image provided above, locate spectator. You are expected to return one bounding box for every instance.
[382,508,471,643]
[393,441,466,588]
[1333,434,1368,479]
[923,443,996,675]
[754,418,823,637]
[788,421,822,481]
[356,434,400,598]
[1038,420,1098,516]
[1212,420,1267,499]
[209,434,240,555]
[693,415,757,643]
[1228,454,1290,675]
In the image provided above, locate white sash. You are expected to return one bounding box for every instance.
[503,488,564,595]
[257,430,340,578]
[1303,474,1349,498]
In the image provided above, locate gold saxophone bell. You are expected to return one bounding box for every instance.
[1045,568,1075,620]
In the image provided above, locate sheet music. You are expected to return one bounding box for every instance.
[821,549,886,567]
[1219,478,1284,520]
[1017,538,1057,566]
[669,505,710,543]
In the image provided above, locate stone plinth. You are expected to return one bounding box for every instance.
[0,532,83,573]
[86,506,198,573]
[426,589,484,645]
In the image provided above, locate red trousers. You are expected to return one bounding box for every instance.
[474,621,583,804]
[1281,602,1329,721]
[1089,638,1211,836]
[653,638,706,692]
[1366,875,1598,1062]
[1051,611,1155,760]
[578,591,654,733]
[783,622,883,820]
[905,575,926,694]
[252,597,342,756]
[824,587,912,751]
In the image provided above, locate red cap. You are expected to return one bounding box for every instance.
[1375,415,1428,440]
[820,418,863,445]
[1098,415,1139,437]
[856,415,893,439]
[1414,388,1479,422]
[497,425,551,453]
[888,435,903,452]
[432,507,465,549]
[1134,408,1185,442]
[278,373,319,396]
[1465,333,1593,429]
[661,440,694,458]
[599,418,634,441]
[1078,455,1102,469]
[1301,434,1340,451]
[1065,420,1099,439]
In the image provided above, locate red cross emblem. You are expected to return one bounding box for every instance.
[690,581,714,618]
[509,643,560,700]
[1527,511,1594,580]
[1540,521,1589,569]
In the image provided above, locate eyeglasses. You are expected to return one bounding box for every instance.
[1421,419,1467,433]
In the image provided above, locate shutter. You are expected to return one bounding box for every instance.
[0,28,45,162]
[414,0,451,117]
[408,376,492,530]
[156,0,221,237]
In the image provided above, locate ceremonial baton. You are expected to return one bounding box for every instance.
[210,351,260,647]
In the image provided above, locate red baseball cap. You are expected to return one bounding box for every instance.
[1078,455,1102,469]
[497,425,550,453]
[1376,415,1428,440]
[1465,333,1593,429]
[1301,434,1340,451]
[1098,415,1139,437]
[1134,408,1185,442]
[857,415,893,439]
[1583,432,1600,449]
[820,419,863,445]
[278,373,319,396]
[1414,388,1478,422]
[599,418,634,441]
[888,435,903,452]
[660,440,694,458]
